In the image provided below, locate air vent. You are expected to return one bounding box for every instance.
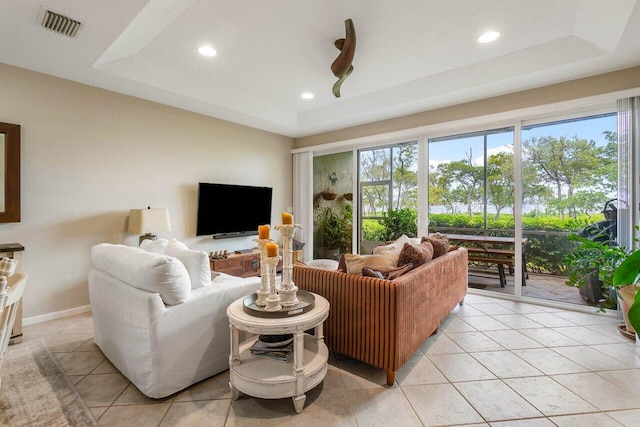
[37,9,81,38]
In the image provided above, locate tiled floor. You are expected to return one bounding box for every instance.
[19,292,640,426]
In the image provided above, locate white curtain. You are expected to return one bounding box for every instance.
[292,151,314,261]
[617,97,640,250]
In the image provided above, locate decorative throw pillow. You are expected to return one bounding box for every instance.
[386,263,414,279]
[165,238,189,252]
[362,267,385,279]
[362,263,413,280]
[373,234,411,255]
[164,240,211,290]
[140,238,169,254]
[337,254,347,272]
[422,234,450,258]
[397,241,434,269]
[343,251,398,275]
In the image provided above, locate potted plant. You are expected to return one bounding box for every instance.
[314,204,352,259]
[563,233,628,310]
[320,187,337,200]
[612,249,640,336]
[628,291,640,346]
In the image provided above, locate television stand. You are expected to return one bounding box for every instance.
[211,251,282,278]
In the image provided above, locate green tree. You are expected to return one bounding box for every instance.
[392,144,418,210]
[360,143,417,217]
[487,152,514,219]
[360,148,390,217]
[522,135,604,218]
[435,149,483,215]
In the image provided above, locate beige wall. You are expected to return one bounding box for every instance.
[0,63,293,321]
[295,66,640,147]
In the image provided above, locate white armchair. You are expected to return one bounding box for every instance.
[0,264,27,389]
[89,243,261,398]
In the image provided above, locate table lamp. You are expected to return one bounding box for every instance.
[128,207,171,245]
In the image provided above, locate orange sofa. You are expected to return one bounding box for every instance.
[292,247,468,385]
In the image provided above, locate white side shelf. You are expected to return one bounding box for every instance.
[231,334,328,399]
[227,293,330,413]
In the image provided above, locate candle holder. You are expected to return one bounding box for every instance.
[275,223,302,307]
[263,255,282,312]
[253,238,273,306]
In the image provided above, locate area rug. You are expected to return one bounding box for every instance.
[0,339,98,427]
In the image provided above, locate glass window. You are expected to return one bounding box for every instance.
[358,142,418,252]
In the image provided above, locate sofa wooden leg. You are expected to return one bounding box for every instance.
[386,370,395,386]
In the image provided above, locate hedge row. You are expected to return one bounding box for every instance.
[362,212,607,275]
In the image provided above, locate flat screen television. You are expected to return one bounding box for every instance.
[196,182,273,238]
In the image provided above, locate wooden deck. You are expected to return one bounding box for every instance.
[467,267,589,306]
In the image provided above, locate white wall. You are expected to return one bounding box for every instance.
[0,63,293,320]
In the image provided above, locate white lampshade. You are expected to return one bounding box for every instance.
[128,208,171,234]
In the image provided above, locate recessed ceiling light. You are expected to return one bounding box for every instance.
[301,92,314,100]
[198,45,217,57]
[478,30,500,43]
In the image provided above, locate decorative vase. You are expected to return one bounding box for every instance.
[618,284,639,335]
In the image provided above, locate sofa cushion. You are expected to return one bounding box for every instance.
[362,263,413,280]
[91,243,191,305]
[398,241,434,270]
[362,267,384,279]
[422,233,450,258]
[165,246,211,290]
[140,238,169,254]
[373,234,412,256]
[166,238,190,251]
[343,251,398,275]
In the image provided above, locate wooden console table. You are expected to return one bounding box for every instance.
[226,293,329,413]
[211,251,282,278]
[0,243,25,343]
[211,251,261,277]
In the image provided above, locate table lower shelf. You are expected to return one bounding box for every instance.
[230,334,329,400]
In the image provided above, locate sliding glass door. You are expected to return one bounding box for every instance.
[520,113,618,307]
[308,106,623,309]
[427,128,517,295]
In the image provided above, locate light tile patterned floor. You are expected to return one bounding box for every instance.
[19,293,640,426]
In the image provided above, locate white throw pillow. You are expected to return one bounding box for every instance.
[373,234,411,256]
[166,238,189,251]
[344,251,398,275]
[165,246,211,290]
[90,243,191,305]
[140,238,169,254]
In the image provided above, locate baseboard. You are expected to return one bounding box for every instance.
[23,305,92,326]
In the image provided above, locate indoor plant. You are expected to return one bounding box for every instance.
[612,249,640,335]
[314,204,352,259]
[563,233,628,309]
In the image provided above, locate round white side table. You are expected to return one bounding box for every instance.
[226,293,329,413]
